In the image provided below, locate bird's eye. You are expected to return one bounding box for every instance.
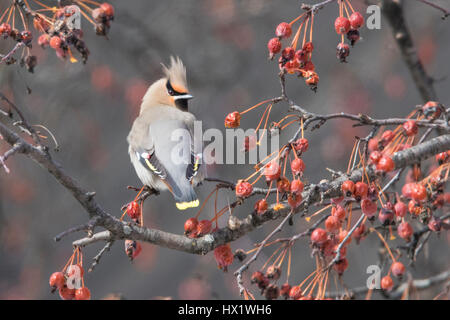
[166,81,175,96]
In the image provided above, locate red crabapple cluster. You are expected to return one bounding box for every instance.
[267,0,365,91]
[48,247,91,300]
[0,1,114,71]
[222,98,449,299]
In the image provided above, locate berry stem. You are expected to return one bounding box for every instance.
[240,99,272,115]
[345,0,355,13]
[289,12,306,26]
[370,227,396,262]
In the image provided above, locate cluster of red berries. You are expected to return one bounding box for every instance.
[251,268,329,300]
[334,11,364,62]
[184,217,213,238]
[122,200,143,260]
[0,1,114,70]
[250,267,284,300]
[267,21,319,91]
[310,202,355,275]
[250,138,309,215]
[379,261,407,291]
[49,248,90,300]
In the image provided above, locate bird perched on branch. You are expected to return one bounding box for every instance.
[127,57,204,210]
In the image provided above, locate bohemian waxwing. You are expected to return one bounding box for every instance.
[127,57,204,210]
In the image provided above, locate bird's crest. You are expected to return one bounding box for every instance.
[161,56,188,93]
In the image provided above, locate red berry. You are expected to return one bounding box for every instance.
[224,111,241,128]
[284,59,300,74]
[59,285,76,300]
[422,101,442,119]
[264,161,281,182]
[0,23,11,35]
[376,155,395,172]
[381,276,394,291]
[302,41,314,53]
[295,50,308,63]
[394,201,407,218]
[354,182,368,200]
[289,285,302,300]
[349,12,364,29]
[277,177,291,193]
[341,180,355,197]
[251,271,264,284]
[303,61,315,71]
[411,183,427,202]
[335,17,351,35]
[280,283,292,299]
[50,36,62,49]
[266,265,282,280]
[347,29,360,46]
[402,183,414,198]
[381,130,395,145]
[184,217,198,235]
[275,22,292,38]
[214,244,234,271]
[397,221,413,241]
[334,258,349,275]
[38,34,50,47]
[361,199,377,218]
[332,204,346,220]
[369,151,382,164]
[49,272,65,289]
[235,180,253,198]
[100,3,115,18]
[126,201,140,219]
[304,71,319,89]
[325,215,341,233]
[20,30,32,44]
[311,228,328,245]
[281,47,295,60]
[436,151,449,164]
[267,37,282,58]
[336,42,350,62]
[75,287,91,300]
[254,199,268,215]
[403,120,418,136]
[124,240,142,259]
[196,220,212,237]
[92,8,106,23]
[290,158,305,176]
[408,199,421,216]
[288,193,303,209]
[391,262,405,278]
[368,138,379,152]
[293,138,309,153]
[290,179,304,195]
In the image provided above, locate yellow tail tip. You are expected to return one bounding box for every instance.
[176,199,200,210]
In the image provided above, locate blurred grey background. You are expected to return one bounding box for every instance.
[0,0,449,299]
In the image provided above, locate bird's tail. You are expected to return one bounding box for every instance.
[174,185,199,211]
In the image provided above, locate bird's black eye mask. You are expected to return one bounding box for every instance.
[166,80,190,111]
[166,80,185,96]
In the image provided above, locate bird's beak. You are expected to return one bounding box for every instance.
[174,94,193,101]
